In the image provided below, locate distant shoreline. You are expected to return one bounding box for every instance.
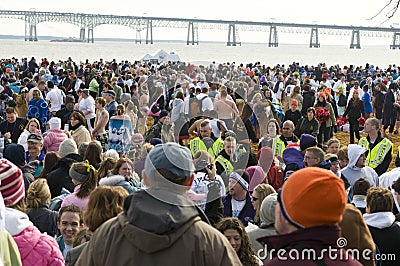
[0,35,391,47]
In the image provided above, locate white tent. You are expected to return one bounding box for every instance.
[140,50,181,63]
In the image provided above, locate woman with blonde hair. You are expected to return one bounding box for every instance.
[250,184,276,226]
[26,178,58,237]
[17,118,41,151]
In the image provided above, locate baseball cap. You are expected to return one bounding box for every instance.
[27,133,43,143]
[145,142,194,181]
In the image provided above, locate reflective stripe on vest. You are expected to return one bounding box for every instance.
[215,155,234,176]
[190,137,224,159]
[358,137,392,168]
[272,137,285,158]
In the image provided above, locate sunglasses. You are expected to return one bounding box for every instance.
[251,196,259,201]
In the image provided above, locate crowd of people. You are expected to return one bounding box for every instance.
[1,56,400,265]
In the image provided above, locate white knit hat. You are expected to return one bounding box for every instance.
[49,117,61,130]
[58,139,78,157]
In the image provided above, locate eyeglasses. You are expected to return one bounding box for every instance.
[251,196,259,201]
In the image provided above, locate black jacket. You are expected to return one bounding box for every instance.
[284,109,302,127]
[368,222,400,266]
[47,153,83,198]
[27,205,58,237]
[344,98,365,120]
[294,117,319,138]
[301,91,315,116]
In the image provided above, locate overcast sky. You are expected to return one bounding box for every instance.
[0,0,398,41]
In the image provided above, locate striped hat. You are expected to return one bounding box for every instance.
[0,159,25,207]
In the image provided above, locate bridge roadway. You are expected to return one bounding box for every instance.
[1,10,400,49]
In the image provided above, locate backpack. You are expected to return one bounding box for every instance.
[189,95,208,118]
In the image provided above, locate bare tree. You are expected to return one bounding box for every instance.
[371,0,400,23]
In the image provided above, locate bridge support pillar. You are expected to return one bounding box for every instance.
[268,25,278,47]
[146,20,153,44]
[187,22,198,45]
[227,24,241,46]
[29,24,37,42]
[80,28,86,41]
[350,30,361,49]
[309,27,320,48]
[87,28,94,43]
[135,30,142,44]
[390,32,400,49]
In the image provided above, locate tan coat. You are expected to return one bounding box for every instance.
[71,125,91,149]
[339,204,375,266]
[76,213,241,266]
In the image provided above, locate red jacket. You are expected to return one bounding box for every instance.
[267,163,284,191]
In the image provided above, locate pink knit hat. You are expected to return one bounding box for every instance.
[257,146,274,173]
[247,166,266,192]
[0,159,25,207]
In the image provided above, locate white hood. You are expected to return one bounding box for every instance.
[4,207,33,236]
[347,144,367,169]
[99,175,125,187]
[363,212,396,229]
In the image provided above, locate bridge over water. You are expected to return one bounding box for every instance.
[1,10,400,49]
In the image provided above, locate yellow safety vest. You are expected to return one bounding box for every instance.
[358,137,393,169]
[215,155,234,176]
[271,137,285,159]
[189,137,224,159]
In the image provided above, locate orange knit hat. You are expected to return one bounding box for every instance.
[278,167,346,228]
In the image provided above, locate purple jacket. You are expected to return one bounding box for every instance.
[258,225,363,266]
[222,193,255,226]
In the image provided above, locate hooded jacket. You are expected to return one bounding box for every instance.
[43,129,67,153]
[340,145,379,196]
[76,189,240,266]
[364,212,400,266]
[339,204,375,266]
[5,208,64,266]
[47,153,83,198]
[98,174,142,194]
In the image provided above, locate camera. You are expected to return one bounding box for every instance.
[195,160,213,172]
